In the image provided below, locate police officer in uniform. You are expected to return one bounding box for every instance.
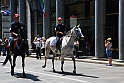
[9,14,26,54]
[55,17,66,53]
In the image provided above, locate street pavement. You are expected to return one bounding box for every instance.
[0,55,124,83]
[29,53,124,66]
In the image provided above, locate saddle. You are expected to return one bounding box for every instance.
[10,38,25,55]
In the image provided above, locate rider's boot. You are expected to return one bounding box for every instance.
[9,42,14,55]
[55,40,59,53]
[55,44,61,53]
[55,47,59,53]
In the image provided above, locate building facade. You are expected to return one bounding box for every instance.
[0,0,124,60]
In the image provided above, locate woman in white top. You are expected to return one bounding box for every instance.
[105,38,112,66]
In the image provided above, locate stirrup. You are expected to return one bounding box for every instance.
[55,48,58,53]
[9,51,13,55]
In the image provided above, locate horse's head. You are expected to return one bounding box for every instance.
[72,24,84,40]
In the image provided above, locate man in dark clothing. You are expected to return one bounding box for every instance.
[9,14,26,54]
[55,17,66,53]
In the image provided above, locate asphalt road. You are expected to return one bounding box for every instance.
[0,56,124,83]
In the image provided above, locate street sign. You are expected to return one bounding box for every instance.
[70,15,77,28]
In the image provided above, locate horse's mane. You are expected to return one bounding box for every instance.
[65,26,76,36]
[65,24,81,37]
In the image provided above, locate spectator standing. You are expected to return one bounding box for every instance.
[37,34,42,40]
[33,38,42,59]
[105,38,112,66]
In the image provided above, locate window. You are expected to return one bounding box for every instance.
[51,0,55,8]
[90,1,94,17]
[85,2,90,17]
[106,0,119,14]
[65,5,70,19]
[70,4,77,16]
[77,3,85,18]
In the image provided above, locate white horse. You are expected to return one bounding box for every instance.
[42,24,84,74]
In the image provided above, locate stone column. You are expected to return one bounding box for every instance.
[10,0,17,22]
[56,0,64,25]
[26,0,32,47]
[19,0,26,25]
[119,0,124,60]
[95,0,106,58]
[0,1,2,38]
[43,0,51,38]
[33,11,37,37]
[19,0,27,39]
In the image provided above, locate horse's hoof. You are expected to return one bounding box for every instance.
[2,63,5,66]
[73,70,76,74]
[53,69,56,72]
[42,65,46,68]
[23,73,26,78]
[11,70,14,76]
[62,71,65,74]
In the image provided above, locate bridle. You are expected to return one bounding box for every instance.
[64,26,82,48]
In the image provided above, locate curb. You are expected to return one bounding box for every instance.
[27,55,124,66]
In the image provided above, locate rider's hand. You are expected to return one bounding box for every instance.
[15,34,18,37]
[59,32,63,34]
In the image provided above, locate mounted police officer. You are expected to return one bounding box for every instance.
[9,14,25,54]
[55,17,66,53]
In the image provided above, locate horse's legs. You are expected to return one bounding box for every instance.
[42,48,49,68]
[61,55,64,73]
[2,49,12,66]
[7,49,12,65]
[52,53,55,72]
[71,54,76,74]
[11,54,17,76]
[22,54,26,77]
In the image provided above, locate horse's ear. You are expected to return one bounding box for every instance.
[76,24,80,28]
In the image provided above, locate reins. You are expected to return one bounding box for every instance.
[64,28,78,48]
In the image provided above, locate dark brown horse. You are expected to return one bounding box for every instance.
[2,27,27,77]
[2,38,27,77]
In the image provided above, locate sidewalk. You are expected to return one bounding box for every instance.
[28,53,124,66]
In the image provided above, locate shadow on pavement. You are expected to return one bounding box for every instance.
[14,72,41,81]
[46,70,99,78]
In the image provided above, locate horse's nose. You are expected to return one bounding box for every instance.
[80,36,84,40]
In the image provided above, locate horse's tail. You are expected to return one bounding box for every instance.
[2,49,12,66]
